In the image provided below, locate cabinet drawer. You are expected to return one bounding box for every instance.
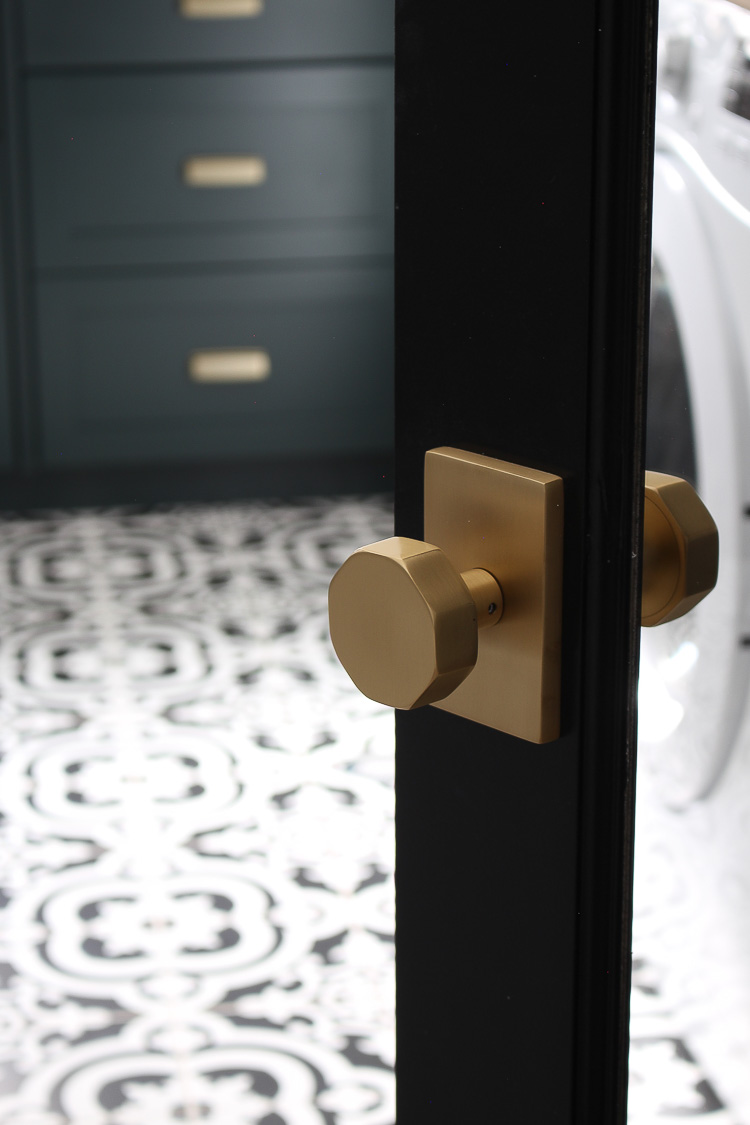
[35,266,394,467]
[28,67,393,271]
[22,0,394,67]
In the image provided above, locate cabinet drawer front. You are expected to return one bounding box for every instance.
[36,267,394,467]
[22,0,394,66]
[29,68,394,271]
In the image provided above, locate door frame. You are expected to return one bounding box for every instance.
[394,3,657,1120]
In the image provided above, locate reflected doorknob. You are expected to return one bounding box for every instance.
[641,470,719,626]
[327,450,719,742]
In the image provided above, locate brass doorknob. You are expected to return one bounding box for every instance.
[328,536,503,709]
[641,471,719,626]
[327,451,718,738]
[329,470,718,710]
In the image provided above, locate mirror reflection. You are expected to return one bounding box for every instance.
[633,0,750,1118]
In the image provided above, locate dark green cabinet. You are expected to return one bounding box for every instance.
[22,0,393,67]
[28,68,394,270]
[0,1,394,497]
[37,267,393,466]
[0,239,11,469]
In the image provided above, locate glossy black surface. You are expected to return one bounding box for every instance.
[394,1,656,1120]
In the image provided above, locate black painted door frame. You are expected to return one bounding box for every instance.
[394,2,657,1122]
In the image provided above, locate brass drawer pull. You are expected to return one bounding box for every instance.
[182,155,267,188]
[188,348,271,383]
[179,0,264,18]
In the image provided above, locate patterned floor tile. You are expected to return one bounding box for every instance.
[0,496,732,1122]
[0,498,394,1125]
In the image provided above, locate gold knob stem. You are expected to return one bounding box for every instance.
[460,568,504,629]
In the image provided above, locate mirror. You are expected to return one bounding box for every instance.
[632,0,750,1117]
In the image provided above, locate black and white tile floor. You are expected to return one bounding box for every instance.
[0,497,734,1123]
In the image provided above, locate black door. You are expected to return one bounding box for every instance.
[394,2,656,1121]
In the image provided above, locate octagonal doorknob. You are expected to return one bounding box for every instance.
[641,470,719,626]
[328,536,503,710]
[326,450,718,740]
